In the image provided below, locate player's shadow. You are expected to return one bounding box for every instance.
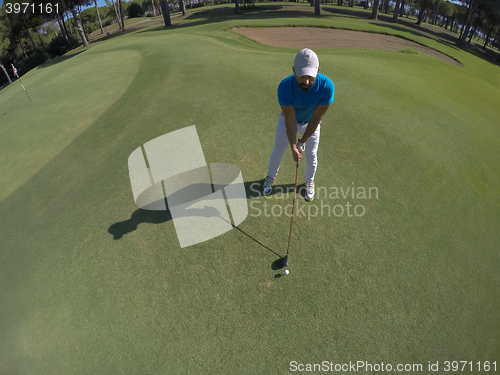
[108,179,303,262]
[108,197,222,240]
[109,179,304,240]
[108,201,172,240]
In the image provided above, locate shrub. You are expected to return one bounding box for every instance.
[45,35,80,59]
[85,22,98,34]
[400,48,420,54]
[17,49,49,75]
[128,3,144,18]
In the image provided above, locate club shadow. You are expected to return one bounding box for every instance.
[231,224,281,258]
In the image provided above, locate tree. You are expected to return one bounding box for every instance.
[404,0,417,18]
[0,7,13,85]
[159,0,171,26]
[42,21,60,38]
[439,1,457,29]
[106,0,124,30]
[465,0,499,43]
[454,2,468,32]
[179,0,186,16]
[459,0,475,42]
[432,0,441,25]
[118,0,125,29]
[151,0,157,16]
[398,0,405,17]
[143,0,157,16]
[315,0,321,15]
[94,0,105,34]
[0,62,12,85]
[70,9,88,45]
[1,0,45,52]
[53,0,71,42]
[54,0,92,46]
[482,3,500,49]
[474,0,500,48]
[1,1,29,64]
[383,0,390,13]
[393,0,403,22]
[417,0,429,25]
[371,0,381,19]
[452,0,500,45]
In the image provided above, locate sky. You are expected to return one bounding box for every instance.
[83,0,109,10]
[86,0,109,9]
[84,0,110,10]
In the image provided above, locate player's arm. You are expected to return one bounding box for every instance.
[281,105,302,163]
[299,104,330,143]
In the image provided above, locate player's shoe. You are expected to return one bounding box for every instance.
[305,181,315,202]
[263,176,274,196]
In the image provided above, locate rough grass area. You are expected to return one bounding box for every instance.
[400,47,420,54]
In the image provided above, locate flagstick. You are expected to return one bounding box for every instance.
[17,76,32,103]
[11,65,31,103]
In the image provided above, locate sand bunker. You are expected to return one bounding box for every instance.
[233,27,461,67]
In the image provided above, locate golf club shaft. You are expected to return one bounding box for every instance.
[286,161,299,255]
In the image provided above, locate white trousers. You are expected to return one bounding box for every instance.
[267,112,321,182]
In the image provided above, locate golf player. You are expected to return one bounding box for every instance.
[263,48,335,201]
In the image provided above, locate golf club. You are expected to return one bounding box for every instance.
[276,160,299,268]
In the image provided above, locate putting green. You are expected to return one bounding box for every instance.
[0,50,140,203]
[0,4,499,374]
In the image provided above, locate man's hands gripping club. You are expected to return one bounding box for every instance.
[282,105,305,163]
[282,103,330,164]
[293,140,305,163]
[296,140,305,153]
[291,139,305,163]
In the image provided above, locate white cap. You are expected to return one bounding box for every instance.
[294,48,319,78]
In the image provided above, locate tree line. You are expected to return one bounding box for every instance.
[1,0,499,87]
[0,0,176,86]
[376,0,500,47]
[322,0,500,48]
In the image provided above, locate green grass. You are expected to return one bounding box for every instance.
[89,15,161,37]
[0,50,140,202]
[1,4,499,374]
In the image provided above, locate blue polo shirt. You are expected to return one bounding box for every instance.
[277,73,335,122]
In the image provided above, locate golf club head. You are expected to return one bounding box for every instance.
[272,255,288,269]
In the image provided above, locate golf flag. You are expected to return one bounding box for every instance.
[11,64,18,78]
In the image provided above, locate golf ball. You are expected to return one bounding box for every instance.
[284,270,289,275]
